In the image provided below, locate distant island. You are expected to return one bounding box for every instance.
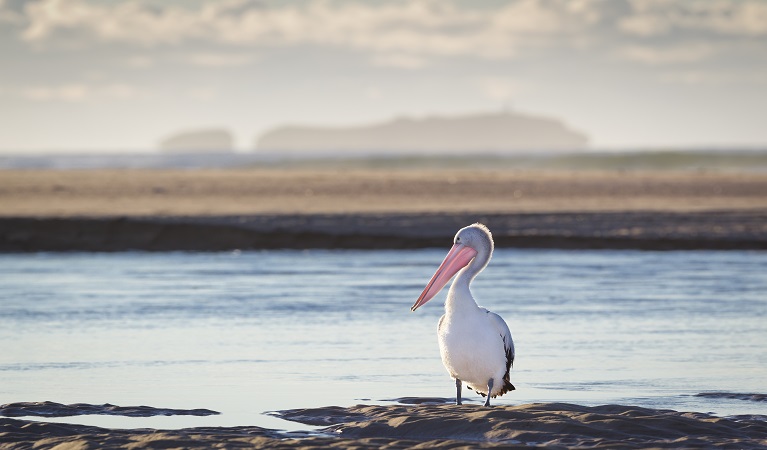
[159,128,234,153]
[255,111,589,153]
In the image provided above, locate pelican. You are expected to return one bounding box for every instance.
[411,223,515,406]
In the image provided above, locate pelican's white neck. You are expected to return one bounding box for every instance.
[445,238,492,312]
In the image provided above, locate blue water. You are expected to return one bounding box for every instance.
[2,149,767,171]
[1,250,765,430]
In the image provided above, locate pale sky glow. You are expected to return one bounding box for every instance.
[1,0,766,152]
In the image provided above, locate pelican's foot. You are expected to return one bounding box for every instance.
[484,378,494,407]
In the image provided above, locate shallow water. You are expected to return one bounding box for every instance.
[2,149,767,172]
[1,249,765,430]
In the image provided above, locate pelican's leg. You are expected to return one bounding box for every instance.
[484,378,494,407]
[455,379,462,405]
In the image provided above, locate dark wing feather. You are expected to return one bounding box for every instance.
[484,309,516,397]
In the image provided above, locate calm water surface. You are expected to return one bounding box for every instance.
[1,250,765,430]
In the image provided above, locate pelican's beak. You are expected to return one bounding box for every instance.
[411,243,478,311]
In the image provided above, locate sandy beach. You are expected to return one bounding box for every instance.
[1,168,766,250]
[2,400,766,449]
[2,168,766,216]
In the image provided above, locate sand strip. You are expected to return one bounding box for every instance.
[2,169,767,216]
[0,402,219,419]
[2,169,765,251]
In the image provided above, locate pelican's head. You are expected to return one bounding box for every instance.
[410,223,493,311]
[453,223,494,258]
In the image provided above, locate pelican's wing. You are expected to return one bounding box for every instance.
[482,308,516,395]
[481,308,515,367]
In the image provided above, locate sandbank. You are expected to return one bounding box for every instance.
[1,168,765,251]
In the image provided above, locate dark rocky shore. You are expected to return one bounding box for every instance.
[2,210,766,252]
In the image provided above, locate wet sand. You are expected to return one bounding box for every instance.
[1,168,766,251]
[2,401,766,449]
[2,168,766,216]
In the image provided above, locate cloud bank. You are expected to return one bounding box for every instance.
[2,0,766,150]
[7,0,764,67]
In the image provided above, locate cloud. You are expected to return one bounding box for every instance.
[0,0,21,23]
[660,69,767,85]
[21,0,201,45]
[10,0,766,72]
[476,77,528,102]
[619,0,767,37]
[182,52,256,67]
[659,70,726,85]
[123,55,153,69]
[15,0,603,61]
[9,82,147,102]
[21,84,87,101]
[616,43,718,65]
[370,53,430,69]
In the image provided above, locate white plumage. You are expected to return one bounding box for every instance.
[411,223,515,406]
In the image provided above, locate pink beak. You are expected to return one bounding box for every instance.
[411,243,478,311]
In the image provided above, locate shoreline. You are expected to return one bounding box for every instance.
[2,402,766,449]
[2,210,766,252]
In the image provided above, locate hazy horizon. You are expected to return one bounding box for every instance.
[1,0,767,153]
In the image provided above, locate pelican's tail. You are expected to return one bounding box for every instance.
[493,344,516,398]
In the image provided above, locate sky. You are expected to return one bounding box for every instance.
[1,0,766,152]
